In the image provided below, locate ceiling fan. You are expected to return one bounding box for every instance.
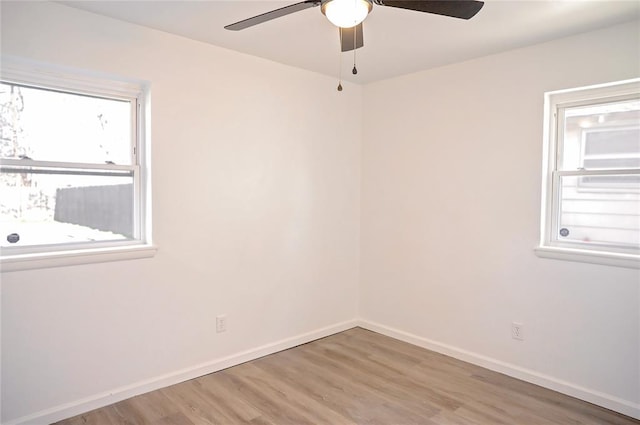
[225,0,485,52]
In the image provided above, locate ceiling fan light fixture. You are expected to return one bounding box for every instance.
[321,0,372,28]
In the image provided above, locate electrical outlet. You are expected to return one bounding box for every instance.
[216,315,227,333]
[512,322,524,341]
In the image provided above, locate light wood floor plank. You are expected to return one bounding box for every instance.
[194,376,264,423]
[233,362,358,425]
[53,328,640,425]
[274,347,440,424]
[292,342,450,420]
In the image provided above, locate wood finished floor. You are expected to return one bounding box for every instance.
[54,327,639,425]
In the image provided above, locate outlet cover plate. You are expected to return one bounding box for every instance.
[216,315,227,333]
[512,322,524,341]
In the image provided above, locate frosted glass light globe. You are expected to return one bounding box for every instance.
[322,0,372,28]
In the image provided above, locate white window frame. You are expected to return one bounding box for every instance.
[535,78,640,269]
[0,58,155,271]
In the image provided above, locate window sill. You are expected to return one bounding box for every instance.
[0,244,157,272]
[535,246,639,269]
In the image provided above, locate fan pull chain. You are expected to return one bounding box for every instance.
[352,25,358,75]
[337,27,343,91]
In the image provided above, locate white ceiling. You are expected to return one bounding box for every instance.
[59,0,640,84]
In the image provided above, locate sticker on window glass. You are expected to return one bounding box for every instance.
[559,228,570,237]
[6,233,20,243]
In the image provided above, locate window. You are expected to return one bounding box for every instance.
[537,79,640,268]
[0,60,154,271]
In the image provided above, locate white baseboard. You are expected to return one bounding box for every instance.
[3,319,358,425]
[7,318,638,424]
[357,319,640,421]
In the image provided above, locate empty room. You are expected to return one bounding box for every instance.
[0,1,638,424]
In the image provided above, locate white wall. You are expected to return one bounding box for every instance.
[360,20,640,417]
[0,2,361,423]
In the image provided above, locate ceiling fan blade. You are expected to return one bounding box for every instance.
[340,23,364,52]
[225,1,321,31]
[375,0,484,20]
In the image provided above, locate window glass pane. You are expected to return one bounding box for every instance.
[0,82,132,165]
[556,174,640,251]
[0,168,134,248]
[560,99,640,171]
